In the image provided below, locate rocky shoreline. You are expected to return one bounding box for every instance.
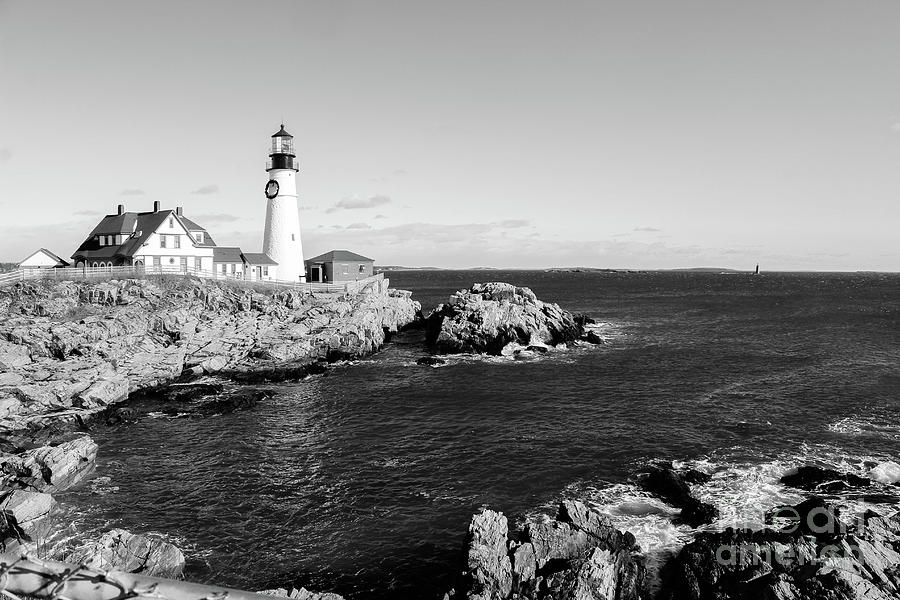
[6,278,892,600]
[449,462,900,600]
[0,274,420,595]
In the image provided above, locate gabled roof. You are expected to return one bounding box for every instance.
[72,208,229,261]
[19,248,70,267]
[178,216,216,246]
[241,252,277,265]
[306,250,374,263]
[213,247,243,263]
[73,210,202,260]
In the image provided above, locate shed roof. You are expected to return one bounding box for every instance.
[241,252,277,265]
[306,250,374,263]
[213,247,244,263]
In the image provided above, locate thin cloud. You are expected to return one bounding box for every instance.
[191,213,240,224]
[891,121,900,132]
[634,226,661,232]
[326,195,391,213]
[191,184,220,195]
[374,214,387,219]
[121,188,145,196]
[0,148,11,162]
[346,222,371,230]
[497,219,530,228]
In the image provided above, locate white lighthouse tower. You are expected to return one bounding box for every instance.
[262,124,305,281]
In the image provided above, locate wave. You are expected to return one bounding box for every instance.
[827,416,900,441]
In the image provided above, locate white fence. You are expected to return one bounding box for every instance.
[0,265,385,295]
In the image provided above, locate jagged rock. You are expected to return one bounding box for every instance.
[75,376,129,409]
[0,278,419,433]
[417,356,446,366]
[781,465,872,493]
[66,528,185,578]
[193,389,273,415]
[672,497,900,600]
[583,331,604,345]
[0,435,97,492]
[0,340,31,369]
[463,510,513,600]
[260,587,345,600]
[454,502,645,600]
[425,283,583,355]
[0,489,55,550]
[635,463,719,527]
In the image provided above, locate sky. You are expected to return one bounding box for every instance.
[1,1,899,270]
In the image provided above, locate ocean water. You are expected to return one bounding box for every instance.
[53,270,900,599]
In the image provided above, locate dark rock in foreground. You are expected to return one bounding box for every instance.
[635,463,719,527]
[417,356,446,366]
[781,465,872,493]
[671,498,900,600]
[451,500,646,600]
[260,587,345,600]
[66,528,185,578]
[425,283,591,355]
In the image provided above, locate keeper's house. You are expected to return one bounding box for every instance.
[71,202,278,281]
[18,248,70,273]
[305,250,374,283]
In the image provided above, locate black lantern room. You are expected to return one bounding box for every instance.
[267,124,299,171]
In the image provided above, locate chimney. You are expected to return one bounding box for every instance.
[176,206,183,216]
[153,200,161,213]
[117,204,125,215]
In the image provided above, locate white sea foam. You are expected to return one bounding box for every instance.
[870,461,900,484]
[827,416,900,440]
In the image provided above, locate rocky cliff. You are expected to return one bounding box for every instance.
[0,275,420,433]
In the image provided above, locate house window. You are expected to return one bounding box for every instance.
[180,257,187,272]
[195,232,204,243]
[194,257,202,271]
[169,217,174,228]
[153,257,161,267]
[341,264,349,275]
[169,258,175,264]
[291,234,295,241]
[221,263,226,275]
[263,266,268,276]
[160,235,167,248]
[230,264,236,274]
[359,264,366,273]
[174,235,181,249]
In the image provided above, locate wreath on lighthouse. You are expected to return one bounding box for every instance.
[265,179,279,199]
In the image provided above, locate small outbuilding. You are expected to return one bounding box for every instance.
[305,250,374,283]
[18,248,70,273]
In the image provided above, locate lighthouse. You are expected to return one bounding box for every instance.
[262,124,305,281]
